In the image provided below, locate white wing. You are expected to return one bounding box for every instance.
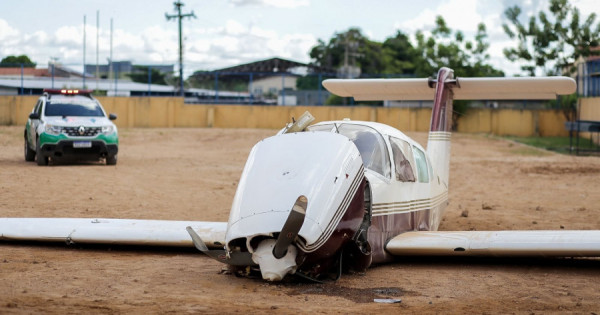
[0,218,226,248]
[322,76,576,101]
[386,230,600,257]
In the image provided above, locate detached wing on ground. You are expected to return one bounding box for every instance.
[0,218,226,248]
[386,231,600,257]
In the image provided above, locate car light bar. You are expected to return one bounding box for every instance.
[43,88,94,95]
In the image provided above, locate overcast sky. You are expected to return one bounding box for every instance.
[0,0,598,77]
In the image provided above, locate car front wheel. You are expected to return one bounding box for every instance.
[106,154,117,165]
[24,137,35,162]
[36,138,48,166]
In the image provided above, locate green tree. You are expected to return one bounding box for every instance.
[309,28,386,76]
[309,28,419,76]
[127,66,168,85]
[503,0,600,76]
[415,16,503,78]
[307,17,502,111]
[309,28,356,68]
[0,55,36,67]
[296,75,321,90]
[381,31,418,74]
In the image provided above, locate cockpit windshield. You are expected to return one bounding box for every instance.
[308,123,391,178]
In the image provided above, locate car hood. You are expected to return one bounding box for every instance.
[44,116,113,127]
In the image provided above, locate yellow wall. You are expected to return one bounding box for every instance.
[578,98,600,142]
[3,95,599,137]
[580,98,600,121]
[0,95,38,125]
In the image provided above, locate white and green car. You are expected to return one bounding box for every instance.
[24,89,119,166]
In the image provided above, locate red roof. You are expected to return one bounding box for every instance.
[0,67,50,76]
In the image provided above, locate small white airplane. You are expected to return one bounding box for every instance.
[2,67,599,282]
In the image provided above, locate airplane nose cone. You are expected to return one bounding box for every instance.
[252,239,298,281]
[262,271,285,282]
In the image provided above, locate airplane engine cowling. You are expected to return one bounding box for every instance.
[225,132,365,267]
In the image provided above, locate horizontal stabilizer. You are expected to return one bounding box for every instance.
[386,230,600,257]
[0,218,226,248]
[322,76,576,101]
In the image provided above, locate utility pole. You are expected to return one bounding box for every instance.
[83,15,86,89]
[166,1,196,97]
[109,18,113,94]
[96,10,99,92]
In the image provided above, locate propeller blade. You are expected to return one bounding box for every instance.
[272,195,307,259]
[186,226,255,266]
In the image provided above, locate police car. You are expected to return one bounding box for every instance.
[24,89,119,166]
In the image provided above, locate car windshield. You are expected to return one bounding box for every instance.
[45,100,105,117]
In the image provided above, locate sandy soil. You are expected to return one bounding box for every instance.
[1,125,600,314]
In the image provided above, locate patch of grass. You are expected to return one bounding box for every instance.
[504,136,599,154]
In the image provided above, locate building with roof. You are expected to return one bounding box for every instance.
[0,63,88,80]
[84,61,174,79]
[190,57,331,105]
[0,76,249,105]
[576,47,600,97]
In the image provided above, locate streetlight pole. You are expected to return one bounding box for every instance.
[166,1,196,97]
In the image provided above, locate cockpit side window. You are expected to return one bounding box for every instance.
[337,124,391,178]
[389,137,416,182]
[412,145,429,183]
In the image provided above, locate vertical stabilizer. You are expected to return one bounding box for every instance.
[427,68,454,187]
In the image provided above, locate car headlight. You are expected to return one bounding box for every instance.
[102,125,115,134]
[44,124,62,135]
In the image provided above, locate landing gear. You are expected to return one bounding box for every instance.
[344,181,373,272]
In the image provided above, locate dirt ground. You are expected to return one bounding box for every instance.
[1,125,600,314]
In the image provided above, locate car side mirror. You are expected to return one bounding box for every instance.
[108,113,117,120]
[29,113,40,120]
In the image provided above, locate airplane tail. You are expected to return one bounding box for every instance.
[427,68,454,187]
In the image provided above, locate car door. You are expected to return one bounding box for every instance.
[28,99,42,146]
[34,99,44,144]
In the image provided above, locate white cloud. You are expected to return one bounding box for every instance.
[137,25,177,63]
[395,0,498,34]
[0,18,19,40]
[180,19,314,70]
[572,0,600,14]
[229,0,309,8]
[224,20,246,36]
[262,0,309,8]
[392,0,535,75]
[54,26,82,46]
[113,29,144,51]
[23,31,49,46]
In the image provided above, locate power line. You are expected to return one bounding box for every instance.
[165,1,196,97]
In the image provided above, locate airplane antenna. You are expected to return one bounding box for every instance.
[166,1,196,97]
